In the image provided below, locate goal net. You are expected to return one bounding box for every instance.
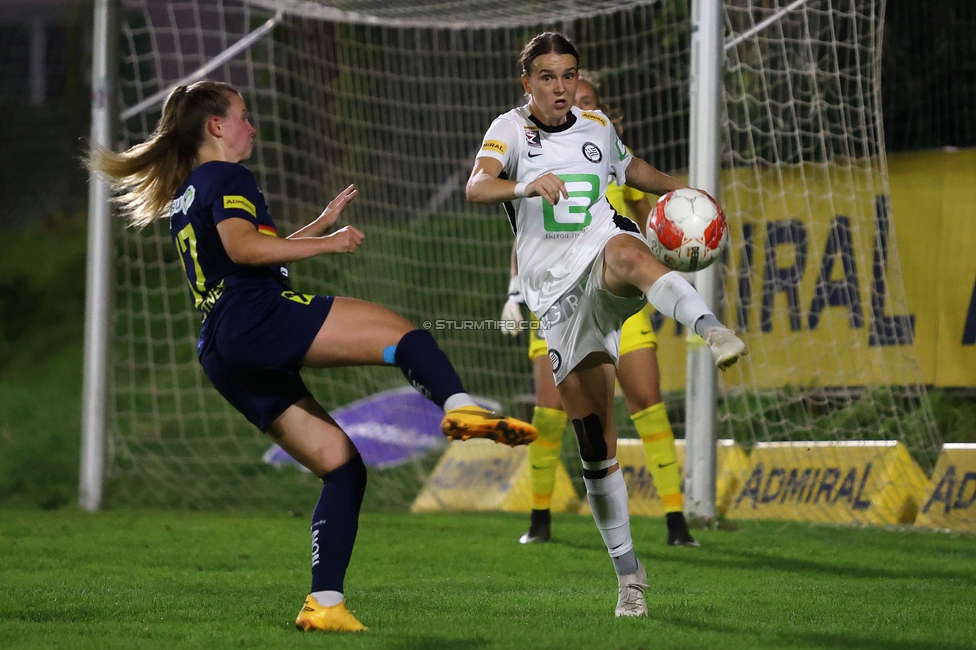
[108,0,940,515]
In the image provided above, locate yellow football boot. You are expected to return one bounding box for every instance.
[295,595,367,632]
[441,406,538,447]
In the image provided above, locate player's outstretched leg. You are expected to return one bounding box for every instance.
[602,237,747,370]
[520,406,566,543]
[305,301,536,447]
[703,326,748,370]
[440,405,537,446]
[643,271,747,370]
[382,329,536,446]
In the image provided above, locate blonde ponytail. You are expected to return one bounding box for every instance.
[87,80,237,228]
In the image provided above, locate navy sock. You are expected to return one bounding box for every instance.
[391,329,465,409]
[309,454,368,594]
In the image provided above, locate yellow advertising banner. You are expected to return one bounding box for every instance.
[727,441,929,525]
[915,443,976,532]
[410,440,579,513]
[577,439,749,517]
[650,149,976,389]
[887,148,976,387]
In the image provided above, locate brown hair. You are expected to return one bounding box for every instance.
[577,70,624,135]
[87,80,238,228]
[518,32,580,77]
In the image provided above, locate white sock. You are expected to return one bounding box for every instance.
[310,590,344,607]
[443,393,478,412]
[583,469,635,563]
[644,271,714,332]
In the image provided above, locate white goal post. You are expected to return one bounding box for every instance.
[80,0,118,512]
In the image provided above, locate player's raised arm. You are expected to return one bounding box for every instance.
[217,218,364,265]
[288,184,359,238]
[623,156,688,197]
[217,184,364,265]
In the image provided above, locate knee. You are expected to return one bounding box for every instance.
[625,390,661,415]
[392,328,439,363]
[321,453,368,495]
[535,384,563,410]
[400,328,435,345]
[393,324,426,346]
[573,413,615,479]
[608,243,646,278]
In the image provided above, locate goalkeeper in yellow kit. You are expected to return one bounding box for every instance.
[500,74,699,547]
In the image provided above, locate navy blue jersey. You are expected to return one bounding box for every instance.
[170,161,289,316]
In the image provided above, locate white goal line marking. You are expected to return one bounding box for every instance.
[120,10,283,121]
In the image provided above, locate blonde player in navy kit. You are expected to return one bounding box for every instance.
[503,73,699,549]
[89,80,536,633]
[466,33,746,617]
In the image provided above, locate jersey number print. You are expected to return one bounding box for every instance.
[176,223,207,308]
[543,173,600,232]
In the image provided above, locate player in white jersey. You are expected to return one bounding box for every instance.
[501,72,699,549]
[466,32,747,618]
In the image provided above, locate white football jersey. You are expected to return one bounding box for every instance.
[477,105,633,316]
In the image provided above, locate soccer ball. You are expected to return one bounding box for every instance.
[646,188,729,272]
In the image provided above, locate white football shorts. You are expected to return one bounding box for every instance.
[537,232,648,385]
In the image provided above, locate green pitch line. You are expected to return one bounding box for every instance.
[0,510,974,649]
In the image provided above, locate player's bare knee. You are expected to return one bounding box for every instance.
[622,383,661,413]
[625,394,658,416]
[572,413,614,478]
[603,246,638,284]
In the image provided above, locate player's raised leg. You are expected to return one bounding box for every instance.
[303,297,536,446]
[602,234,747,370]
[558,356,648,617]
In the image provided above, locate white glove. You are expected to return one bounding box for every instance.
[500,275,525,337]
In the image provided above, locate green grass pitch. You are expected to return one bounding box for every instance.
[1,510,974,649]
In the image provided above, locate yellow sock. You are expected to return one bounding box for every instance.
[528,406,567,510]
[632,402,683,513]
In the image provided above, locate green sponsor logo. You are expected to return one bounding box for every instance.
[542,173,599,232]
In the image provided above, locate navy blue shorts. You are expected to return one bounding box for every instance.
[198,286,334,431]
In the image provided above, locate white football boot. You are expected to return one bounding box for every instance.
[615,560,649,617]
[704,327,747,370]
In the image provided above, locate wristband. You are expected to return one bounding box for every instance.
[513,182,527,198]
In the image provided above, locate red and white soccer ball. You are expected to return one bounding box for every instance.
[646,188,729,273]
